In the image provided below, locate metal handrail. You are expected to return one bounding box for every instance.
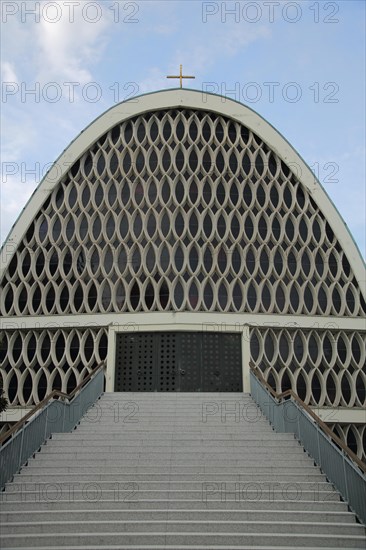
[0,362,105,445]
[249,361,366,474]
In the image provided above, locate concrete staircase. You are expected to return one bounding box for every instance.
[1,392,365,549]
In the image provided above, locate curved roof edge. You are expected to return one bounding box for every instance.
[1,88,365,297]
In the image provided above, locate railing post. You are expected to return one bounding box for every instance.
[62,400,66,432]
[281,402,285,432]
[342,451,349,503]
[297,404,301,442]
[18,427,25,472]
[267,388,272,425]
[316,426,322,468]
[254,376,258,403]
[44,404,49,441]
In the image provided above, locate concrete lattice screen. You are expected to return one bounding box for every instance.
[1,109,364,317]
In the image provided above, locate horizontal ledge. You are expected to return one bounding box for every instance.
[1,312,365,332]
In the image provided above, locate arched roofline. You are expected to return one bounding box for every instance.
[1,88,365,296]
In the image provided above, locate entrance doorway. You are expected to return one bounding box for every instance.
[114,332,242,392]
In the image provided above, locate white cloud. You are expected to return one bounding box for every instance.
[1,62,19,84]
[35,0,112,85]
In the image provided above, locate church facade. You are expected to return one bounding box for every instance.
[0,89,365,460]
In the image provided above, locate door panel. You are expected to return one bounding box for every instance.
[179,332,201,391]
[220,334,243,391]
[115,333,156,392]
[158,332,178,391]
[201,332,221,391]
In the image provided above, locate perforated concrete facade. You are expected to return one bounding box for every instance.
[0,90,365,460]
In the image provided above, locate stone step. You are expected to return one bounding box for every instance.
[89,410,261,414]
[45,442,293,450]
[33,454,316,462]
[74,425,273,432]
[0,498,349,512]
[81,408,262,414]
[90,410,262,413]
[85,413,261,419]
[1,531,365,548]
[0,488,341,502]
[0,509,354,524]
[1,546,364,550]
[73,431,276,437]
[55,426,288,433]
[81,418,266,424]
[97,395,254,398]
[47,437,294,446]
[14,472,327,483]
[29,459,315,468]
[46,436,290,445]
[22,465,320,474]
[36,449,306,459]
[91,406,258,410]
[45,442,298,450]
[2,519,363,536]
[100,393,252,398]
[91,414,265,418]
[89,402,257,409]
[84,402,260,406]
[79,420,267,426]
[4,480,335,493]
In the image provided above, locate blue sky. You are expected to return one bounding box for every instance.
[1,0,365,259]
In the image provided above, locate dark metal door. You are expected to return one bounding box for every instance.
[115,332,242,392]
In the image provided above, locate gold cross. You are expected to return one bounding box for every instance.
[166,64,195,88]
